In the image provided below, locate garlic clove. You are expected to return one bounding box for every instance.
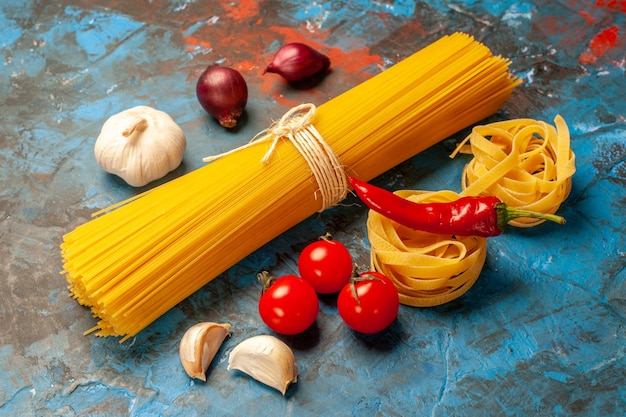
[179,322,232,381]
[94,105,186,187]
[227,335,297,395]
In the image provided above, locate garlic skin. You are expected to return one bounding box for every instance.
[179,322,232,381]
[94,106,186,187]
[228,335,297,395]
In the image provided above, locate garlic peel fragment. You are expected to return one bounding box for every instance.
[228,335,297,395]
[179,322,232,381]
[94,105,186,187]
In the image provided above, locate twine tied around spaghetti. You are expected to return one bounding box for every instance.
[202,103,348,211]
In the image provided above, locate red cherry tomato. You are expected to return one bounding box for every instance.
[258,274,319,335]
[297,238,353,294]
[337,271,399,334]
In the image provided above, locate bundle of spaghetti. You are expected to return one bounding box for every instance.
[451,115,576,227]
[61,32,521,341]
[368,190,487,307]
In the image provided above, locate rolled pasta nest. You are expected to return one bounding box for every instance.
[367,116,575,307]
[452,115,576,227]
[368,190,488,307]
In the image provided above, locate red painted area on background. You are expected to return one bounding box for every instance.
[269,25,333,45]
[589,25,620,55]
[181,0,262,62]
[569,0,626,23]
[579,25,620,64]
[184,35,212,53]
[183,19,268,71]
[567,0,626,14]
[595,0,626,13]
[221,0,261,22]
[550,2,624,65]
[578,11,596,23]
[325,46,382,76]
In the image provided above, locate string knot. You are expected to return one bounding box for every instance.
[203,103,348,211]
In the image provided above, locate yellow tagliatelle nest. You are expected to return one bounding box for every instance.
[367,117,574,307]
[451,115,576,227]
[368,190,487,307]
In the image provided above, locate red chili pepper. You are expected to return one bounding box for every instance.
[348,176,566,237]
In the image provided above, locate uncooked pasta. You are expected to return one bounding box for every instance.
[451,115,575,226]
[368,190,488,307]
[62,33,521,341]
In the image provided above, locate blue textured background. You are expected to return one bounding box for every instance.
[1,1,624,416]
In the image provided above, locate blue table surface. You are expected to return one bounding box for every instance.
[1,1,625,416]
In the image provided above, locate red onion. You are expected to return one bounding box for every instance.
[196,65,248,128]
[263,43,331,83]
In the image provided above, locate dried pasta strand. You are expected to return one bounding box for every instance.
[61,33,520,340]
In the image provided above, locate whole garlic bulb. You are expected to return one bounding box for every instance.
[94,105,186,187]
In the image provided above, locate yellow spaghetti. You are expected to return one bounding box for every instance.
[62,33,521,341]
[451,115,576,226]
[368,190,487,307]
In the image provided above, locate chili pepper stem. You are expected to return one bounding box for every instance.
[495,203,566,231]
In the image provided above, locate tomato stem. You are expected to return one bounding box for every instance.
[348,273,386,305]
[257,271,276,294]
[349,282,360,305]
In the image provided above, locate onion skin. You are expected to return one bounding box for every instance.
[263,43,331,83]
[196,65,248,128]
